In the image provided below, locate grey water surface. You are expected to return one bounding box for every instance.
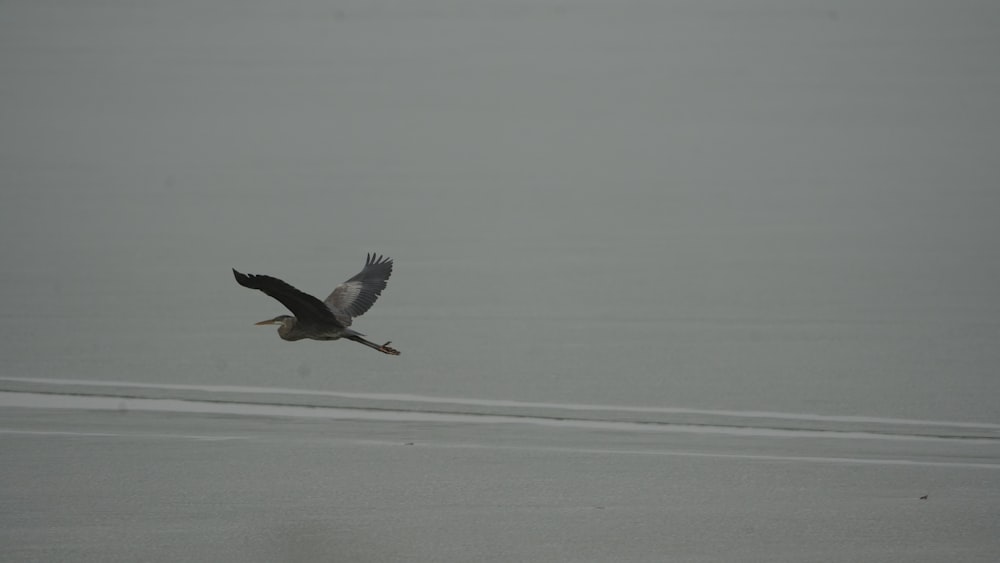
[3,0,998,422]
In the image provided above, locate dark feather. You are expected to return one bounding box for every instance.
[233,269,342,326]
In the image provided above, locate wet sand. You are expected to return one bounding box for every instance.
[2,397,998,562]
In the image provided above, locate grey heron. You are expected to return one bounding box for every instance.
[233,253,400,355]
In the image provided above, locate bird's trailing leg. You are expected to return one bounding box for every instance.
[345,334,401,355]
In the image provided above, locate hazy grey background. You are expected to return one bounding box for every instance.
[2,0,999,421]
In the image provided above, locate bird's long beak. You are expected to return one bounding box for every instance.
[254,318,279,326]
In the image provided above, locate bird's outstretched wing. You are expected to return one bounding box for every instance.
[233,269,343,326]
[324,253,393,319]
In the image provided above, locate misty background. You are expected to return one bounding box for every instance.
[2,0,998,421]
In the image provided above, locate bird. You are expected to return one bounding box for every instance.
[233,253,400,355]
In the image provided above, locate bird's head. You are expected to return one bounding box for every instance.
[254,315,295,328]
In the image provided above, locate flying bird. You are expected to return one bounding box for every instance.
[233,253,400,355]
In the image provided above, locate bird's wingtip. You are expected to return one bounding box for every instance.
[365,252,392,265]
[232,268,256,289]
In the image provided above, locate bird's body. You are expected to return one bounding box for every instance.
[263,315,346,342]
[233,254,400,355]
